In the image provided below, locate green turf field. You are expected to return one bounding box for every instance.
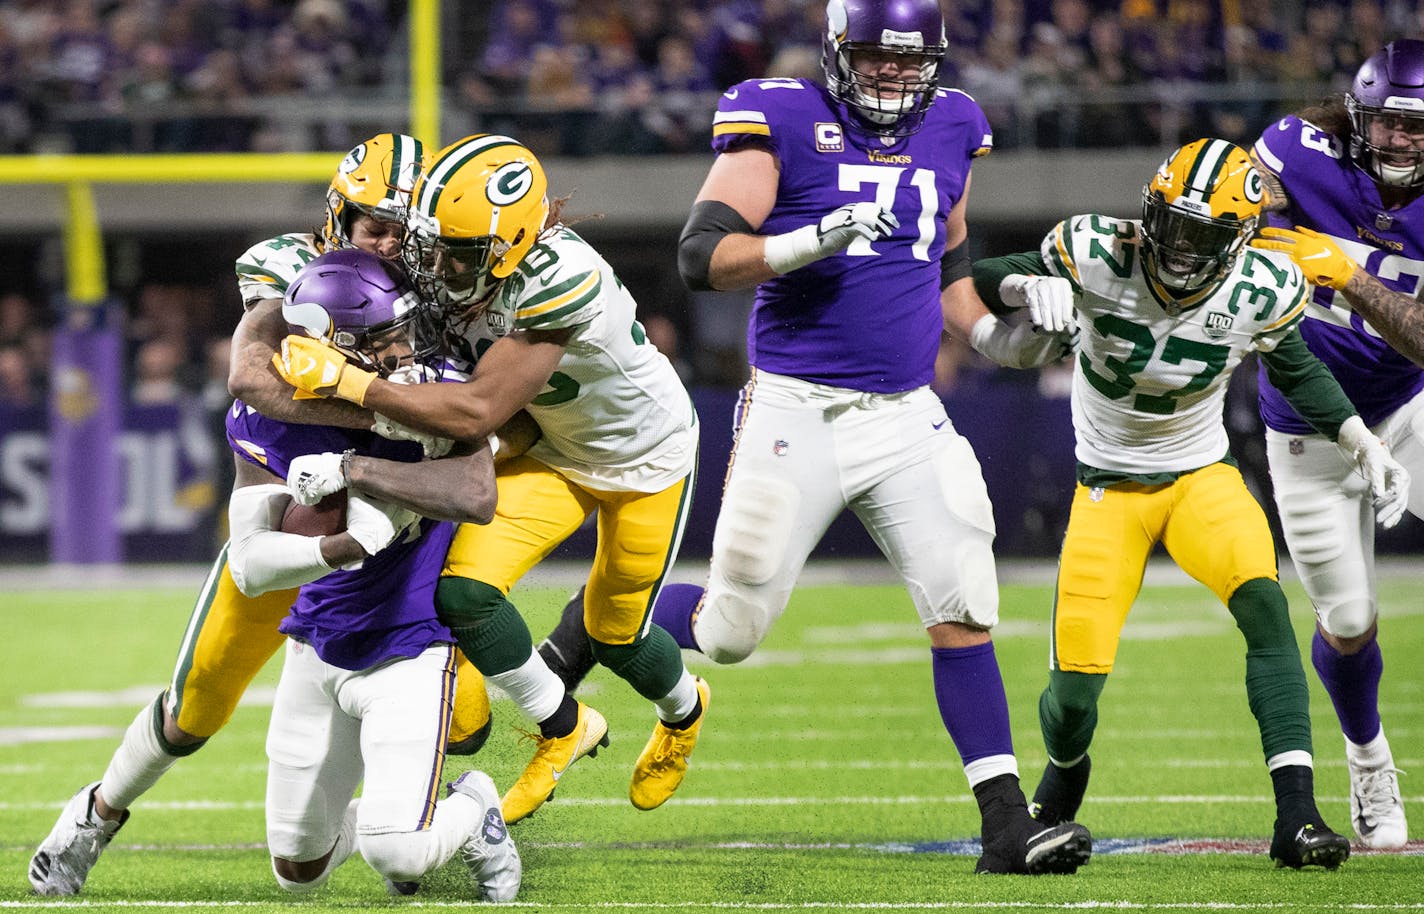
[1,570,1421,912]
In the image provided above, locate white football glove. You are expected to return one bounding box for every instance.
[1337,415,1411,529]
[344,492,419,558]
[764,201,899,274]
[999,274,1077,335]
[969,313,1075,370]
[287,452,347,507]
[372,412,455,459]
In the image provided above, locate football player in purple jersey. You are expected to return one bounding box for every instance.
[649,0,1089,875]
[232,251,520,899]
[1247,39,1424,850]
[27,137,498,897]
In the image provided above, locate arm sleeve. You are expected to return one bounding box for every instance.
[226,483,332,597]
[1259,329,1358,441]
[972,251,1050,317]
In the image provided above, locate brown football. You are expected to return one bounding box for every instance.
[281,490,348,537]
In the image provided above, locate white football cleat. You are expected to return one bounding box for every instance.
[29,782,128,896]
[1349,752,1408,849]
[449,771,521,902]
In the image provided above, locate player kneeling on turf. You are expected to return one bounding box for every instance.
[236,250,519,899]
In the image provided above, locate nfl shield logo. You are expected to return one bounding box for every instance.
[773,439,789,456]
[1204,311,1234,339]
[1376,212,1395,231]
[1289,438,1304,455]
[1089,487,1105,502]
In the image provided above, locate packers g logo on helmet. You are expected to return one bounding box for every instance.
[322,133,424,250]
[1140,138,1263,297]
[488,162,535,206]
[403,135,551,312]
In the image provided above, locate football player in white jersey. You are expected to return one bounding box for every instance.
[28,134,494,897]
[274,134,709,823]
[972,139,1410,869]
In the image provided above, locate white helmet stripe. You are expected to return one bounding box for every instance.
[386,133,421,201]
[1181,139,1231,206]
[416,134,520,217]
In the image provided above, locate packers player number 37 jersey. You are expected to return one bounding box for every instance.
[454,226,698,494]
[1042,215,1309,476]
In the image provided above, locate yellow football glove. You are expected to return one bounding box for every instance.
[271,335,377,405]
[1251,226,1358,291]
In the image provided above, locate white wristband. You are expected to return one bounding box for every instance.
[763,224,826,275]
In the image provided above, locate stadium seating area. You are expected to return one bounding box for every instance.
[1,0,1418,434]
[1,0,1413,156]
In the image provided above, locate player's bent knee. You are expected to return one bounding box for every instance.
[696,591,771,664]
[359,833,428,883]
[712,476,799,586]
[435,577,506,625]
[271,857,330,893]
[1318,600,1377,640]
[446,717,493,757]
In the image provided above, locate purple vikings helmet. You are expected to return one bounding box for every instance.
[1347,39,1424,187]
[822,0,946,137]
[283,250,440,378]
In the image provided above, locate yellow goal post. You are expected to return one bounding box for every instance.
[0,0,441,305]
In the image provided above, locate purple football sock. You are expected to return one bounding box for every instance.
[931,642,1015,765]
[651,583,704,651]
[1311,628,1383,745]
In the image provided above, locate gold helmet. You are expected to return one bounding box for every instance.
[1141,138,1264,294]
[322,133,425,250]
[403,134,550,312]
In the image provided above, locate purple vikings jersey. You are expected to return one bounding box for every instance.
[711,78,992,392]
[1253,115,1424,433]
[225,400,455,671]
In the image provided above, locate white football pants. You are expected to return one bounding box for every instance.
[265,640,483,882]
[1266,388,1424,639]
[696,371,1000,664]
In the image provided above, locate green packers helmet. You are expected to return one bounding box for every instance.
[1141,138,1264,294]
[322,133,425,250]
[403,134,550,313]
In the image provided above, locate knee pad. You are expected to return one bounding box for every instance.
[436,578,533,674]
[696,589,771,664]
[358,833,429,884]
[1317,599,1377,640]
[435,577,506,627]
[1276,497,1346,565]
[712,475,799,586]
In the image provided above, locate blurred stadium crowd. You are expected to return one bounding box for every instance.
[0,0,1419,408]
[1,0,1416,157]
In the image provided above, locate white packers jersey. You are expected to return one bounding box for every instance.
[235,233,322,308]
[1042,215,1308,476]
[452,226,698,493]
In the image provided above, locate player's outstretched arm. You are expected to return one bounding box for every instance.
[230,298,375,427]
[1253,227,1424,367]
